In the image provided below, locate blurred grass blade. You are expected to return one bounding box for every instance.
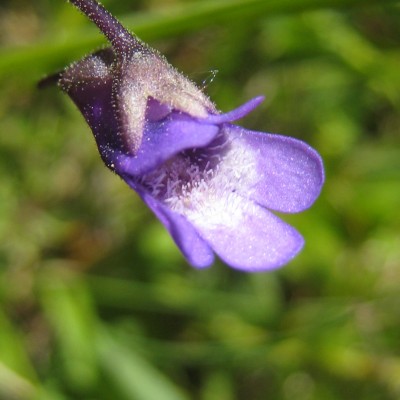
[97,328,189,400]
[0,362,36,400]
[39,267,99,391]
[0,0,397,82]
[0,309,37,385]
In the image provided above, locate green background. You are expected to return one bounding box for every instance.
[1,0,400,399]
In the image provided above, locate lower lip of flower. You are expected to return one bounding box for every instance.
[138,129,258,229]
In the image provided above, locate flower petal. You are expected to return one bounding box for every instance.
[128,181,214,268]
[115,111,219,176]
[201,96,265,124]
[190,197,304,272]
[229,126,324,213]
[57,49,131,154]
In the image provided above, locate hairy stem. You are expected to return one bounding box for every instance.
[68,0,144,57]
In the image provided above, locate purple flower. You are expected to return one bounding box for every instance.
[42,0,324,271]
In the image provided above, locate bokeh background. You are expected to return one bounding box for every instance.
[1,0,400,399]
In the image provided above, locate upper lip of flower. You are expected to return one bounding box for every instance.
[198,96,266,124]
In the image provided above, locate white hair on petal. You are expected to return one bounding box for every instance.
[139,131,257,228]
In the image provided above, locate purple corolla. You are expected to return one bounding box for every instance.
[42,0,324,271]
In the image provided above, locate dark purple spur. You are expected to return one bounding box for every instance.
[42,0,324,271]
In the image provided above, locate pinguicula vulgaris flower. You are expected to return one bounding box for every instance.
[41,0,324,271]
